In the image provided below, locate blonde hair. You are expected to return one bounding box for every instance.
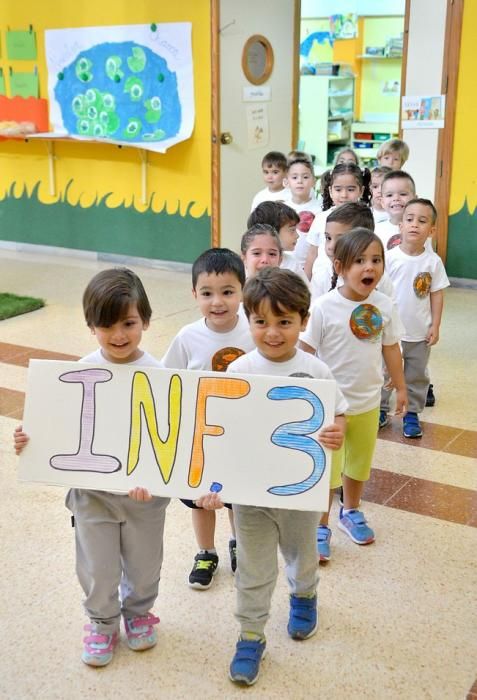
[376,139,409,166]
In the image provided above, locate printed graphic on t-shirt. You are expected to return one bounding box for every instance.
[349,304,383,341]
[212,347,245,372]
[413,272,432,298]
[387,233,401,249]
[290,372,314,378]
[298,211,315,233]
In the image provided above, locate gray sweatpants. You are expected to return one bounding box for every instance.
[66,489,169,634]
[232,504,320,637]
[381,339,431,414]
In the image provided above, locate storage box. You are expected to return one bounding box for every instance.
[354,132,372,140]
[373,133,390,141]
[354,141,373,149]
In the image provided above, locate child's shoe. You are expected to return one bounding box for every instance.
[287,594,318,640]
[317,525,332,562]
[425,384,436,407]
[229,636,266,685]
[338,508,375,545]
[379,410,389,429]
[188,551,219,589]
[81,624,119,667]
[228,538,237,573]
[124,613,160,651]
[403,412,423,438]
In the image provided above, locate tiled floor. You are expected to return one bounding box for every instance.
[0,249,476,699]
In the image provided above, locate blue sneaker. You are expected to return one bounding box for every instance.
[338,509,375,545]
[229,638,266,685]
[403,412,423,438]
[287,595,318,640]
[317,525,332,562]
[379,410,389,429]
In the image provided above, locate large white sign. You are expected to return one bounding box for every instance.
[18,360,337,511]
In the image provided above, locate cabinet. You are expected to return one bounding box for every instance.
[299,73,355,172]
[351,122,399,164]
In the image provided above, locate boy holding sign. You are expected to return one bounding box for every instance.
[14,268,169,668]
[222,267,346,686]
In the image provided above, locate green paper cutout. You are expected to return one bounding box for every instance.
[10,71,39,98]
[0,74,5,96]
[6,30,37,60]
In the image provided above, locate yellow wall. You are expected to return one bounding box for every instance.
[0,2,211,217]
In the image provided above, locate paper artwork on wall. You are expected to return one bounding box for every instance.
[330,14,358,40]
[401,95,445,129]
[10,70,39,98]
[6,29,38,60]
[45,23,194,152]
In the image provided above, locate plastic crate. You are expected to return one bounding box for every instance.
[373,133,391,141]
[354,141,373,149]
[354,132,372,140]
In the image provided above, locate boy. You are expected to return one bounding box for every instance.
[376,170,419,251]
[370,165,392,224]
[161,248,255,589]
[284,157,321,268]
[226,267,346,686]
[376,138,410,170]
[380,199,449,438]
[15,268,170,667]
[250,151,289,212]
[247,201,309,285]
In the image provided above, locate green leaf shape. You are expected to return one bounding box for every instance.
[87,105,98,120]
[127,46,146,73]
[124,77,144,102]
[106,56,124,81]
[77,118,93,136]
[143,129,166,141]
[72,94,87,117]
[92,122,106,137]
[144,97,162,124]
[105,112,120,136]
[102,93,116,112]
[76,58,93,83]
[122,118,143,139]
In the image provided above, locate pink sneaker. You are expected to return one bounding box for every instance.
[124,613,160,651]
[82,624,119,667]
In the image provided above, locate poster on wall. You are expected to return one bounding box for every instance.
[246,103,269,149]
[329,14,358,40]
[45,23,194,153]
[18,360,336,512]
[401,95,445,129]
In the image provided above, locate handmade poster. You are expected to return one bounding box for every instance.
[44,23,194,152]
[401,95,445,129]
[9,71,39,98]
[6,29,37,60]
[18,360,337,512]
[246,103,269,149]
[330,14,358,40]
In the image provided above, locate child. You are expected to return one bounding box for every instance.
[226,267,347,685]
[300,229,406,560]
[376,138,410,170]
[377,170,421,251]
[304,163,372,280]
[283,157,321,268]
[161,248,255,589]
[380,199,449,438]
[250,151,289,211]
[287,149,314,167]
[241,222,283,278]
[247,201,309,285]
[370,165,392,224]
[333,147,360,166]
[309,201,374,301]
[14,268,170,667]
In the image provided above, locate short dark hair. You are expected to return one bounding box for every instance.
[247,201,300,230]
[262,151,287,170]
[327,201,375,231]
[381,170,416,193]
[243,267,310,321]
[286,157,315,176]
[371,165,392,177]
[403,197,438,224]
[192,248,245,289]
[83,268,152,328]
[240,224,282,255]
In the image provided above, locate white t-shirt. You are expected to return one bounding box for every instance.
[161,315,255,371]
[300,288,402,414]
[81,348,162,368]
[372,208,389,225]
[376,220,433,253]
[307,208,334,249]
[227,348,347,417]
[385,246,450,342]
[281,251,310,287]
[284,197,323,268]
[250,186,290,212]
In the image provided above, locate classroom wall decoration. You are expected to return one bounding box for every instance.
[19,360,336,512]
[45,23,194,153]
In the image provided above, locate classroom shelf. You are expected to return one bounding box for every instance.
[351,122,399,163]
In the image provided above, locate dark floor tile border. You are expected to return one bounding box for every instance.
[378,415,477,458]
[0,342,78,367]
[467,677,477,699]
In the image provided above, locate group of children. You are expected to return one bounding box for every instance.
[13,137,450,688]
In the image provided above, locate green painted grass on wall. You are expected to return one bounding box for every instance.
[0,182,211,264]
[447,200,477,280]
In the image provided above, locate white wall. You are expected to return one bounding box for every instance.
[301,0,405,18]
[402,0,447,200]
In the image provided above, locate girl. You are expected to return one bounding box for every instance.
[240,222,283,278]
[300,229,406,561]
[283,157,322,268]
[333,147,360,166]
[370,165,392,224]
[304,163,372,280]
